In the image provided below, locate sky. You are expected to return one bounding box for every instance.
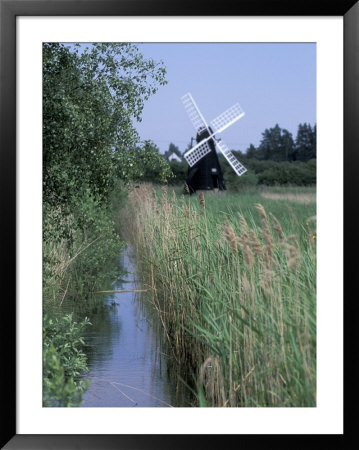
[134,43,316,154]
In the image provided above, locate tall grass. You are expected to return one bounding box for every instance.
[124,184,316,407]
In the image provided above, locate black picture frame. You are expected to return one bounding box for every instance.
[1,0,357,448]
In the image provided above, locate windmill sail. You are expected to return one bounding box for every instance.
[210,103,245,134]
[183,140,212,166]
[181,93,210,133]
[216,140,247,176]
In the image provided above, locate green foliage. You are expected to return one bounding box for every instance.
[131,140,173,183]
[256,124,295,161]
[43,344,85,407]
[294,123,316,161]
[43,313,91,406]
[219,153,258,191]
[43,189,124,304]
[258,160,316,185]
[43,42,169,239]
[244,123,316,163]
[70,193,124,297]
[244,158,278,174]
[168,160,188,185]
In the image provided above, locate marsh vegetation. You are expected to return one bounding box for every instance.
[122,185,316,407]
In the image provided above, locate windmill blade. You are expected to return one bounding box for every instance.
[215,140,247,177]
[183,139,212,167]
[181,93,210,132]
[210,103,245,134]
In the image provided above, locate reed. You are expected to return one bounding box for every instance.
[124,184,316,407]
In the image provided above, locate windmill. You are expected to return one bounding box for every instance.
[181,92,247,194]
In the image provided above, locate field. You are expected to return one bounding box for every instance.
[123,184,316,407]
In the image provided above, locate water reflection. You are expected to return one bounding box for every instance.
[79,246,186,407]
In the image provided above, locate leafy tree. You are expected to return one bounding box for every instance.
[294,123,316,161]
[135,140,174,182]
[43,43,170,238]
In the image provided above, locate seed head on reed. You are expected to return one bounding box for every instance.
[184,183,190,194]
[242,243,255,268]
[250,230,262,255]
[238,214,250,242]
[237,214,255,266]
[198,192,205,208]
[242,274,252,294]
[199,357,227,407]
[306,215,317,223]
[259,269,277,294]
[182,202,190,220]
[286,234,299,249]
[269,212,284,240]
[255,204,274,265]
[282,235,300,269]
[223,220,238,253]
[255,204,270,235]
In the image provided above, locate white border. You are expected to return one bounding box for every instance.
[17,17,343,434]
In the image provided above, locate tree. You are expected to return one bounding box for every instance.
[246,144,258,159]
[294,123,316,162]
[257,124,294,161]
[135,140,174,183]
[43,43,170,237]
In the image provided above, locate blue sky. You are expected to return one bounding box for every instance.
[134,43,316,154]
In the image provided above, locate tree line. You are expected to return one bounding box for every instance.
[245,122,316,162]
[165,122,316,187]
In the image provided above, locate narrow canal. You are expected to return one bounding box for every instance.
[79,246,192,407]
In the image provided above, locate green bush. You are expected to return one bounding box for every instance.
[245,158,278,174]
[43,313,91,406]
[168,160,188,185]
[223,168,259,192]
[258,161,316,185]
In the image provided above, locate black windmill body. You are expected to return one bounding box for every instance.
[181,93,247,195]
[186,127,226,194]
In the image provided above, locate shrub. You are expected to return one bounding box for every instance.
[43,313,91,406]
[168,160,188,185]
[258,161,316,185]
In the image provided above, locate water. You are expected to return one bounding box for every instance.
[79,246,192,407]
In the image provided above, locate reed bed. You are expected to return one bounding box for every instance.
[124,184,316,407]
